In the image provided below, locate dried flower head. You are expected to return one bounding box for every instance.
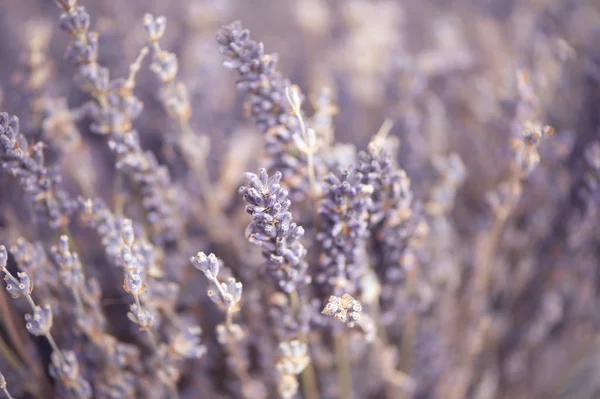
[127,304,154,331]
[172,326,207,359]
[190,252,220,281]
[0,112,75,228]
[317,170,372,294]
[50,235,85,292]
[143,14,167,43]
[275,340,310,399]
[218,22,316,196]
[240,168,310,293]
[277,340,310,376]
[4,271,33,299]
[207,277,243,309]
[322,293,363,328]
[25,304,54,336]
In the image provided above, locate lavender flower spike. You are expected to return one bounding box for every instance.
[239,168,310,293]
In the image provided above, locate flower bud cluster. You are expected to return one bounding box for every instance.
[191,252,243,312]
[512,123,554,178]
[25,304,54,336]
[117,219,154,331]
[355,136,428,310]
[321,293,363,328]
[1,244,92,397]
[51,235,85,308]
[511,69,554,178]
[317,170,372,295]
[144,15,179,85]
[80,198,123,262]
[275,340,310,399]
[239,169,310,293]
[356,139,413,227]
[10,238,60,304]
[0,112,75,228]
[3,270,33,300]
[151,325,207,390]
[217,22,313,196]
[190,251,249,393]
[54,0,183,244]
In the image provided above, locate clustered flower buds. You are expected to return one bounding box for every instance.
[275,340,310,399]
[208,277,243,310]
[143,14,166,43]
[191,252,243,314]
[51,235,85,310]
[217,22,316,196]
[512,122,554,177]
[190,252,249,390]
[4,271,33,299]
[55,0,183,244]
[191,252,220,281]
[239,169,310,293]
[355,133,428,314]
[321,293,363,328]
[1,244,91,397]
[118,219,155,331]
[127,304,154,332]
[25,304,54,336]
[144,14,178,84]
[317,170,372,295]
[0,112,75,228]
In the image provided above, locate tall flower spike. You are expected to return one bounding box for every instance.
[317,169,372,296]
[54,1,183,244]
[117,219,156,333]
[355,132,426,311]
[0,112,76,228]
[218,22,317,198]
[239,168,310,293]
[1,241,92,397]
